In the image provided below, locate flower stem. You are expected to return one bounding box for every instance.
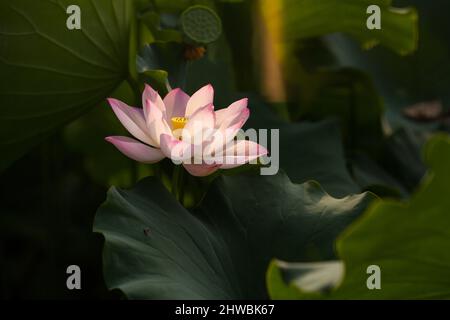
[178,167,185,205]
[127,76,142,106]
[171,165,184,203]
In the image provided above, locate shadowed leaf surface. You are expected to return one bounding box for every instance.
[94,172,375,299]
[0,0,135,171]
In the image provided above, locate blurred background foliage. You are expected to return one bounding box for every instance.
[0,0,449,298]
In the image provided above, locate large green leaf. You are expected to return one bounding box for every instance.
[0,0,135,171]
[268,134,450,299]
[94,172,375,299]
[263,0,418,55]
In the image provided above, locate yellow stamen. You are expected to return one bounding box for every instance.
[171,117,188,130]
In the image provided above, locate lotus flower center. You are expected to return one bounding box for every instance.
[171,117,188,131]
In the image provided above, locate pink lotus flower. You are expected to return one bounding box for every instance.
[105,84,268,176]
